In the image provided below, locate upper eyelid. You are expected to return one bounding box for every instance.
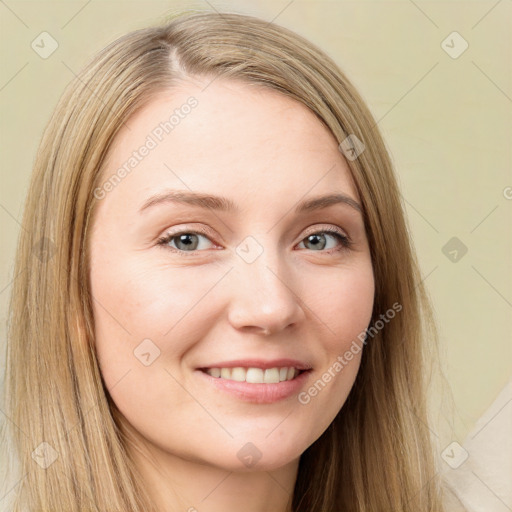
[301,224,349,238]
[161,223,348,236]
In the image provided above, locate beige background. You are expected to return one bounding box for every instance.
[1,0,511,476]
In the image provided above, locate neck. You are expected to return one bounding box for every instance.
[130,440,298,512]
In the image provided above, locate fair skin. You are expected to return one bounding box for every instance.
[88,77,375,512]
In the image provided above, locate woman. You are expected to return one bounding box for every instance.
[2,10,448,511]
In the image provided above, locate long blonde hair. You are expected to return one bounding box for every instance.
[2,10,447,511]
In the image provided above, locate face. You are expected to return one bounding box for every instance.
[88,78,374,472]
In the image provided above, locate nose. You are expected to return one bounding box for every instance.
[227,246,306,336]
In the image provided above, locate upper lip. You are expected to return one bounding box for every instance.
[197,358,313,371]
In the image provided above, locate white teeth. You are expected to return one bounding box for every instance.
[231,367,246,382]
[246,368,264,383]
[264,368,280,383]
[205,366,299,383]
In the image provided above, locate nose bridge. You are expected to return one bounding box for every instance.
[227,234,304,334]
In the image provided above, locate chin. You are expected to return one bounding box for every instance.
[210,437,307,473]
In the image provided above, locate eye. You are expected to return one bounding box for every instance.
[156,230,216,254]
[297,229,351,253]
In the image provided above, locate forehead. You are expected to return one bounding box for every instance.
[96,78,358,217]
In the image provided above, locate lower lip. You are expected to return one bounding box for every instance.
[196,369,312,404]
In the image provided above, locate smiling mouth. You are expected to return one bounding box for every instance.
[199,366,308,384]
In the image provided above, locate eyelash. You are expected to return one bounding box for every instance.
[156,226,352,257]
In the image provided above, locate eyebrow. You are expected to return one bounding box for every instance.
[138,190,363,215]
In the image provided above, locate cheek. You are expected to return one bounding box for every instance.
[306,258,375,348]
[89,256,219,378]
[295,260,374,416]
[89,259,218,434]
